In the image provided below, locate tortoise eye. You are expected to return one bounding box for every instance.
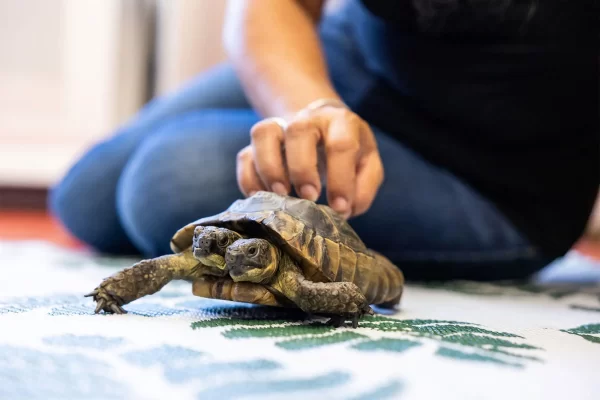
[217,236,229,247]
[248,246,257,256]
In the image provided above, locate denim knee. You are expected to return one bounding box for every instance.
[48,134,140,255]
[116,110,257,257]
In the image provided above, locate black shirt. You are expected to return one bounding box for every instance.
[357,0,599,259]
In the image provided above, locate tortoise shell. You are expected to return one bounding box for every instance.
[170,191,375,283]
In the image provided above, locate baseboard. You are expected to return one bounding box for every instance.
[0,186,49,210]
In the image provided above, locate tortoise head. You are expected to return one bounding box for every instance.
[192,226,242,269]
[225,238,278,284]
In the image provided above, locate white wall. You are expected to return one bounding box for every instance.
[154,0,228,96]
[0,0,341,188]
[148,0,344,96]
[0,0,154,187]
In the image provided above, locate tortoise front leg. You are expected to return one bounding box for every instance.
[85,250,204,314]
[275,256,374,328]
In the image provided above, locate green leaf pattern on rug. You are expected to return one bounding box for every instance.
[191,315,543,368]
[435,347,524,368]
[351,338,420,353]
[195,371,352,400]
[278,331,369,350]
[561,323,600,344]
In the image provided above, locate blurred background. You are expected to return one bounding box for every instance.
[0,0,228,194]
[0,0,230,245]
[0,0,597,258]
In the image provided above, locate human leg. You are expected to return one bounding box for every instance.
[344,129,550,281]
[50,0,549,282]
[116,110,259,257]
[114,1,549,279]
[317,2,550,280]
[50,0,384,255]
[49,64,250,254]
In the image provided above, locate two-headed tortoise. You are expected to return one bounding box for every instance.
[85,191,405,327]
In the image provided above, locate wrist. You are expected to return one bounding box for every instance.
[302,98,348,113]
[284,96,348,121]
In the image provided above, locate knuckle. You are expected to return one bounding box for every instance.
[325,136,360,154]
[341,109,359,123]
[236,147,252,163]
[250,122,277,141]
[285,119,313,138]
[331,107,358,125]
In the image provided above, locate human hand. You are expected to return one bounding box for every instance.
[236,100,384,219]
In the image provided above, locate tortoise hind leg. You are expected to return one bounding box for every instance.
[85,250,202,314]
[293,280,374,328]
[275,258,374,327]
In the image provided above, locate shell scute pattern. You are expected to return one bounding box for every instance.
[173,192,378,285]
[170,192,406,307]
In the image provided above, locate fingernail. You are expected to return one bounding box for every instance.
[332,197,350,217]
[300,184,319,202]
[271,182,288,196]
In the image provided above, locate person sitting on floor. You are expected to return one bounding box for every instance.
[49,0,599,281]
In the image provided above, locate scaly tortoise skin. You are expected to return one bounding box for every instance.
[85,191,405,327]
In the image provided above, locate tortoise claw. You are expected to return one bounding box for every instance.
[352,314,359,329]
[325,304,374,328]
[94,299,106,314]
[110,303,126,314]
[87,286,128,315]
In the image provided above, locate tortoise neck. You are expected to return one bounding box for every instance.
[260,244,281,284]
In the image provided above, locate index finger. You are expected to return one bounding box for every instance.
[324,114,361,218]
[284,117,322,202]
[250,119,290,195]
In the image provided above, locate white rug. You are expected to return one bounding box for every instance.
[1,240,599,400]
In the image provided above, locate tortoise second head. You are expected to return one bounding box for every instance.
[192,226,242,269]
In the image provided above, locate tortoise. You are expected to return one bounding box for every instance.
[85,191,405,327]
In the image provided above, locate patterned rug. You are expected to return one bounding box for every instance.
[1,240,599,400]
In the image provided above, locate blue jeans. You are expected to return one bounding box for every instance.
[49,1,551,281]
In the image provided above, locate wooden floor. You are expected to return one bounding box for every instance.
[1,210,600,261]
